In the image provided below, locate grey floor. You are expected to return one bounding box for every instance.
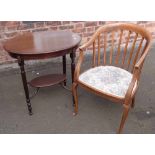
[0,44,155,134]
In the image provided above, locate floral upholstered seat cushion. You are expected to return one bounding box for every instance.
[79,66,133,98]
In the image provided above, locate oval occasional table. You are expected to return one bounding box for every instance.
[3,30,81,115]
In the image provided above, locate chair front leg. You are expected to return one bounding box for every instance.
[72,82,78,116]
[117,105,130,134]
[131,97,135,108]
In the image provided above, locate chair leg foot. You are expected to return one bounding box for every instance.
[131,97,135,108]
[73,112,77,116]
[117,105,130,134]
[72,82,78,115]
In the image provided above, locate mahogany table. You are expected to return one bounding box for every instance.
[3,30,81,115]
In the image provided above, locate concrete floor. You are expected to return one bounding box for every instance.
[0,44,155,134]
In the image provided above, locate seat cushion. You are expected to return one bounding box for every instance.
[79,66,133,98]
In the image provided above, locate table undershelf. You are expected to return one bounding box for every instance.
[29,74,66,88]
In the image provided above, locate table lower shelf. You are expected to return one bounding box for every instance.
[29,74,66,88]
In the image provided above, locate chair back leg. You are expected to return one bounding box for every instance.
[117,105,130,133]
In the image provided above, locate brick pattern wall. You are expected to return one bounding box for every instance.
[0,21,155,64]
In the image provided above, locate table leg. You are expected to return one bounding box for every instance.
[62,55,66,86]
[70,51,76,83]
[18,57,33,115]
[70,50,76,106]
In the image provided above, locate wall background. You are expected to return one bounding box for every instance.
[0,21,155,64]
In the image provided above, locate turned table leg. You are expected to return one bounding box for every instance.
[18,57,33,115]
[62,55,66,86]
[70,50,76,106]
[70,51,76,83]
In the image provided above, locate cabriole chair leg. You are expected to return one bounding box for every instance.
[72,82,78,116]
[117,105,130,134]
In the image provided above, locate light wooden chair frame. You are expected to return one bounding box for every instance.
[72,23,152,133]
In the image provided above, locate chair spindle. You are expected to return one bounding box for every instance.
[93,40,96,67]
[131,37,144,72]
[127,33,138,70]
[115,30,123,65]
[98,35,100,66]
[110,31,115,65]
[122,31,131,68]
[104,32,107,65]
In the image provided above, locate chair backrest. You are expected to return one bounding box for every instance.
[80,23,152,73]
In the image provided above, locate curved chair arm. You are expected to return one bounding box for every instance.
[74,48,84,82]
[79,27,102,51]
[135,40,152,70]
[74,34,99,82]
[79,41,93,51]
[124,37,152,107]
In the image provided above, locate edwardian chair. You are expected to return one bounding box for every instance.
[72,23,152,133]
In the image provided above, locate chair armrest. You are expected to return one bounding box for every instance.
[74,49,84,82]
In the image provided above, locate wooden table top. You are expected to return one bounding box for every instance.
[3,30,81,59]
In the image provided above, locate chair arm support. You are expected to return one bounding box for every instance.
[74,49,84,82]
[124,67,140,105]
